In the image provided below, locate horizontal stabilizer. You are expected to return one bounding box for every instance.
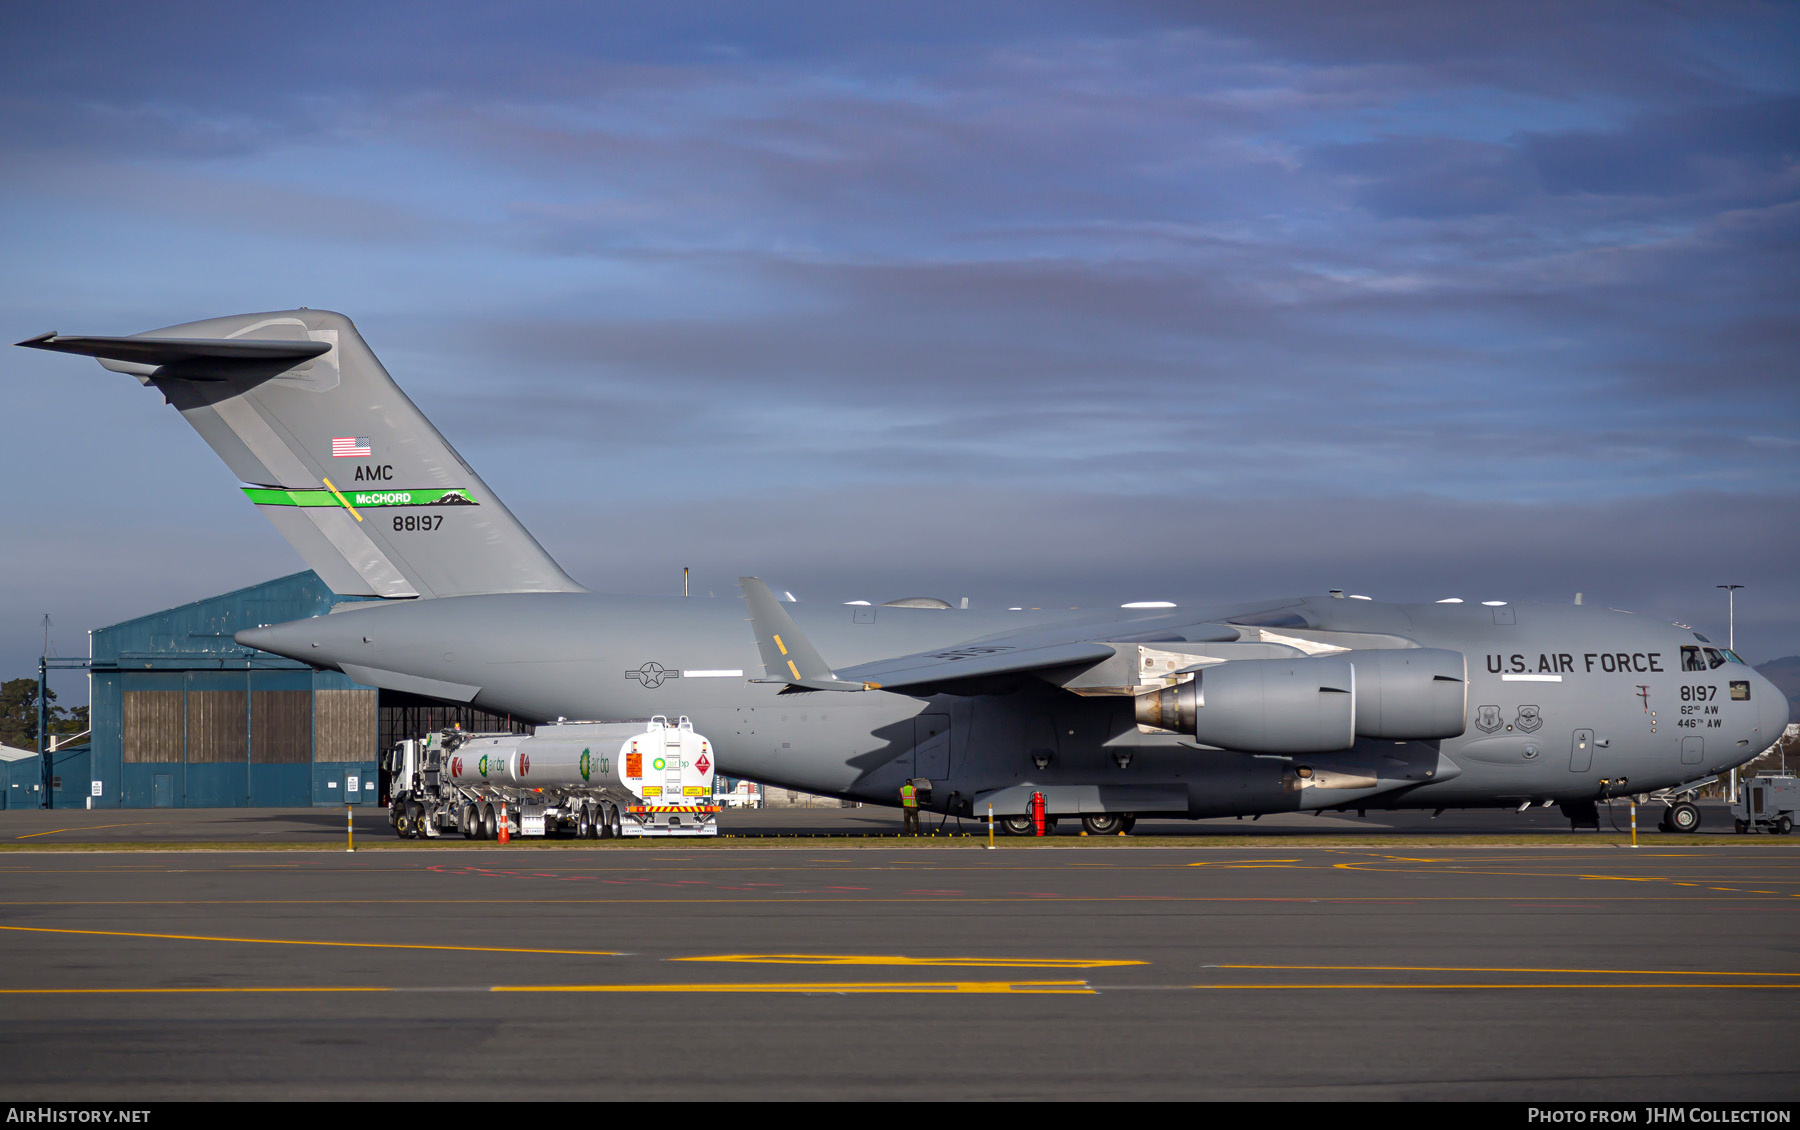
[18,333,330,378]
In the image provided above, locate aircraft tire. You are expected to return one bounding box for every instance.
[1736,819,1748,834]
[1082,814,1122,835]
[1119,815,1138,834]
[1779,816,1794,836]
[1001,815,1035,836]
[1666,801,1701,834]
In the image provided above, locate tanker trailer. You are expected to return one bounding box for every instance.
[385,715,719,839]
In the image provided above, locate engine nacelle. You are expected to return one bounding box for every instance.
[1343,648,1467,741]
[1135,656,1356,754]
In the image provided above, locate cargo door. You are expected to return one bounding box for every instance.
[1570,729,1593,773]
[1681,736,1704,766]
[913,714,951,781]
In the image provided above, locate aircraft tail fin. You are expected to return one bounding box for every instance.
[21,310,583,599]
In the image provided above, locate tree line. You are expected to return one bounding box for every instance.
[0,678,90,751]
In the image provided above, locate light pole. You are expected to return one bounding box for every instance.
[1719,584,1745,801]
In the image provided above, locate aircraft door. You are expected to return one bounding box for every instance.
[1681,736,1704,766]
[913,714,951,781]
[1570,729,1593,773]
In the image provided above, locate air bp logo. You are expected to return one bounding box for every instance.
[579,749,591,782]
[653,758,667,771]
[1475,705,1503,734]
[478,755,491,777]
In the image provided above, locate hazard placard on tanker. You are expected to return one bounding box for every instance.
[384,715,720,839]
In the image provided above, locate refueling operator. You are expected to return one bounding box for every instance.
[900,779,920,835]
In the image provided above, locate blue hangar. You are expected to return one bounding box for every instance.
[81,571,527,809]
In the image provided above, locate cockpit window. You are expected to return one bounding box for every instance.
[1704,647,1727,669]
[1724,649,1745,664]
[1694,633,1712,644]
[1681,645,1707,672]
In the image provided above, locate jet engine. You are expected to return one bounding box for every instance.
[1343,647,1466,741]
[1133,648,1468,753]
[1135,657,1356,754]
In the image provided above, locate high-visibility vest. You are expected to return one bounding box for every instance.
[900,783,918,808]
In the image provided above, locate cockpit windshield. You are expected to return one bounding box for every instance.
[1681,645,1707,672]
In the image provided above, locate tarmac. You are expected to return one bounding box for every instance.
[0,798,1757,845]
[0,806,1796,1099]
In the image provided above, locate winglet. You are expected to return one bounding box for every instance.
[738,577,872,692]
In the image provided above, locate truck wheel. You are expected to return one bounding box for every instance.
[1666,801,1701,833]
[611,806,623,838]
[577,803,594,839]
[1779,816,1794,836]
[392,807,411,838]
[480,803,497,840]
[459,804,478,839]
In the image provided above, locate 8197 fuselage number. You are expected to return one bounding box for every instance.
[393,514,443,532]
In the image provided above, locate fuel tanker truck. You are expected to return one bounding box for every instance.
[384,715,719,839]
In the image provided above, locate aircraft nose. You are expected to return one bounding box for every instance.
[1758,671,1791,746]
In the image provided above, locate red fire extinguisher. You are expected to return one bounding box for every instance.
[1030,790,1046,837]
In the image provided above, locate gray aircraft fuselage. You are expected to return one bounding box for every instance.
[238,590,1788,818]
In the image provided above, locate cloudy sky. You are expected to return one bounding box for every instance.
[3,1,1797,693]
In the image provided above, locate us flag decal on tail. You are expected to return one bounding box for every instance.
[331,436,372,457]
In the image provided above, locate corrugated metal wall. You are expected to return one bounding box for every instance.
[90,572,381,809]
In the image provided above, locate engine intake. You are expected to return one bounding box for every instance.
[1135,657,1356,754]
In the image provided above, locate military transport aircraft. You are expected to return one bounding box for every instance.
[22,310,1788,833]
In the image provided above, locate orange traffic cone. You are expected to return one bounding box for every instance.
[498,800,510,845]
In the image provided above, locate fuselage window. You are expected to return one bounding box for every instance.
[1681,646,1707,672]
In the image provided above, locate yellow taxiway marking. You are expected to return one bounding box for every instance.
[1187,982,1800,990]
[0,981,1094,996]
[671,954,1144,968]
[1187,859,1301,868]
[494,981,1094,994]
[0,924,622,957]
[14,823,166,841]
[1211,963,1800,978]
[320,476,362,521]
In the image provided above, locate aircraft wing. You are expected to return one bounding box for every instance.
[831,640,1118,692]
[739,577,1117,694]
